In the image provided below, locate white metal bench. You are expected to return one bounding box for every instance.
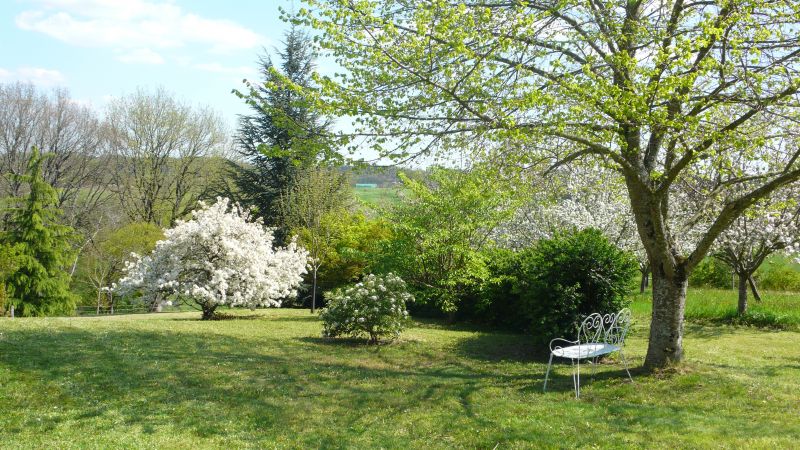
[543,308,633,398]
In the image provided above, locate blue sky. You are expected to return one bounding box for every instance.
[0,0,300,127]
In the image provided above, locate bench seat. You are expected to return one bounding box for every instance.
[551,343,620,359]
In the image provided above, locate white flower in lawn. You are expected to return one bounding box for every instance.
[116,197,308,319]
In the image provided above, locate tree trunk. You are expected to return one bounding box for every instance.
[201,304,217,320]
[748,275,762,302]
[737,273,748,315]
[639,269,650,294]
[644,270,688,369]
[311,266,318,314]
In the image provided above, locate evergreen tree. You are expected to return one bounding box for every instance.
[3,147,77,316]
[0,243,22,315]
[228,26,337,240]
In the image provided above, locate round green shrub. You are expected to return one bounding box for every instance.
[320,273,414,343]
[459,229,637,347]
[524,229,637,347]
[523,229,637,348]
[690,257,733,288]
[755,255,800,292]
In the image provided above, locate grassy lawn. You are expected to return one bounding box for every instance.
[354,186,400,209]
[631,287,800,330]
[2,304,799,448]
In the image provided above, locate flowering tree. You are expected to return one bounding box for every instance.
[116,198,308,320]
[499,167,705,293]
[713,187,800,315]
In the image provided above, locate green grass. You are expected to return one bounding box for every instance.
[354,186,400,209]
[631,287,800,330]
[2,308,800,448]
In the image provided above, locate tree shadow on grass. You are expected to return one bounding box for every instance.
[532,368,639,396]
[452,331,547,363]
[410,317,497,332]
[170,314,266,321]
[3,326,545,446]
[684,320,794,339]
[3,326,504,437]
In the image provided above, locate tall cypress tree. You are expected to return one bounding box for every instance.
[3,147,76,316]
[228,26,337,241]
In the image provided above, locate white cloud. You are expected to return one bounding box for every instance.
[117,48,164,65]
[0,66,66,86]
[16,0,267,61]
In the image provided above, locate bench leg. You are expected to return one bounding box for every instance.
[590,356,598,380]
[543,353,554,392]
[572,358,581,399]
[620,350,633,383]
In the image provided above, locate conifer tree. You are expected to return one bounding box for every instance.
[3,147,77,316]
[228,26,337,241]
[0,243,21,315]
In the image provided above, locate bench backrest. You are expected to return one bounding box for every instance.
[577,308,632,346]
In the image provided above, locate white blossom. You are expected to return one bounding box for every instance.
[320,273,414,343]
[714,185,800,276]
[496,166,707,271]
[116,198,308,314]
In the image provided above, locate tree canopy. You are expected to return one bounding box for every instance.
[296,0,800,368]
[229,25,338,239]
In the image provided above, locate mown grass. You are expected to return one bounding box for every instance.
[1,307,799,448]
[631,287,800,331]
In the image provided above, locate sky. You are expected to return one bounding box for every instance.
[0,0,300,127]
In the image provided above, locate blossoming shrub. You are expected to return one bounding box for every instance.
[320,273,414,343]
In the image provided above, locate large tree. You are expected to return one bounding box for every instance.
[105,87,227,226]
[229,26,338,237]
[298,0,800,368]
[2,148,77,316]
[0,82,109,230]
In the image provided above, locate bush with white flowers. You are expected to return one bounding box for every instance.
[116,198,308,320]
[320,273,414,343]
